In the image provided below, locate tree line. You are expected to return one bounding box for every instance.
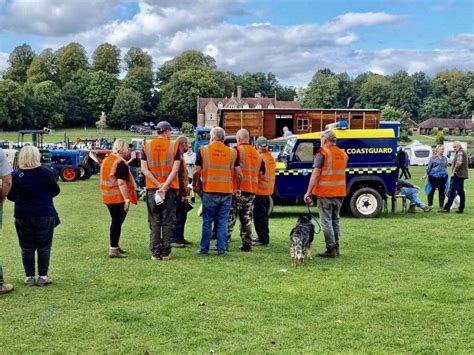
[0,42,472,130]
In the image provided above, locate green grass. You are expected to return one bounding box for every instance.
[1,167,473,353]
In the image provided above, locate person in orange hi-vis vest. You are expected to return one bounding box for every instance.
[140,121,181,261]
[171,136,194,248]
[193,127,242,256]
[304,130,348,258]
[227,128,263,252]
[100,139,137,258]
[252,136,276,246]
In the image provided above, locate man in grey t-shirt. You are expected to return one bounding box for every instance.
[0,148,14,294]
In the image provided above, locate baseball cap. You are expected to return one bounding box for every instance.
[256,136,268,147]
[156,121,172,133]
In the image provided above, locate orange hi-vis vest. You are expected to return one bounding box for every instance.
[257,150,276,196]
[143,137,179,189]
[234,144,261,193]
[312,145,348,198]
[100,153,137,204]
[201,141,236,194]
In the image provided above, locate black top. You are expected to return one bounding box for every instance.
[115,161,130,181]
[8,166,60,219]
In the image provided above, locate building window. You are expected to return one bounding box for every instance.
[218,102,223,108]
[268,103,274,108]
[243,103,249,109]
[208,113,215,120]
[255,103,262,109]
[227,104,237,109]
[297,118,309,131]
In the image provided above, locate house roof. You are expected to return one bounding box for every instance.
[198,96,300,113]
[418,118,473,130]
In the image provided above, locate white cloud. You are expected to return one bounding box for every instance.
[0,1,472,87]
[0,52,9,75]
[445,33,474,50]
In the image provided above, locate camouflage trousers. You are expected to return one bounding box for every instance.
[227,193,255,249]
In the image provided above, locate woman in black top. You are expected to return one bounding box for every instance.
[8,146,60,287]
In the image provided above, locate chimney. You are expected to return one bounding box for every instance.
[254,92,261,98]
[237,85,242,100]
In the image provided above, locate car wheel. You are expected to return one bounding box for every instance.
[349,187,383,218]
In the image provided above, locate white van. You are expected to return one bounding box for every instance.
[404,140,433,166]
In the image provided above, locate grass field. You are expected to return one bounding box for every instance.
[0,165,472,353]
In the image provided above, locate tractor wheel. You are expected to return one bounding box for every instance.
[349,187,383,218]
[78,164,92,180]
[60,167,78,182]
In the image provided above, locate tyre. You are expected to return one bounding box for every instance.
[60,166,78,182]
[349,187,383,218]
[78,164,92,180]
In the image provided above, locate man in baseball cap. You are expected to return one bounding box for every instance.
[156,121,172,133]
[253,136,276,246]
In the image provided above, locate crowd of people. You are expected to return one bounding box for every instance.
[0,122,469,294]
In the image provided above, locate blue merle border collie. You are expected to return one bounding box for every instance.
[289,215,315,266]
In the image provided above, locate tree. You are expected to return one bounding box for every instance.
[61,80,91,127]
[158,68,223,125]
[122,66,156,115]
[32,81,64,128]
[109,88,143,127]
[435,130,445,145]
[276,86,298,101]
[302,69,340,108]
[27,49,57,84]
[181,121,193,133]
[335,72,353,107]
[124,47,152,70]
[419,96,452,120]
[388,71,420,118]
[157,50,216,85]
[92,43,121,75]
[3,44,36,83]
[381,104,410,142]
[357,74,390,109]
[56,43,89,85]
[429,70,470,117]
[83,71,120,120]
[0,79,26,129]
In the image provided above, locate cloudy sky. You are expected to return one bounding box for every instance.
[0,0,473,86]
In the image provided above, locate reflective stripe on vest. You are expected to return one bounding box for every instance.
[201,142,235,194]
[312,145,348,198]
[143,138,179,189]
[235,144,260,193]
[257,151,276,196]
[100,154,137,204]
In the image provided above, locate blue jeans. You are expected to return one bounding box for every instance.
[317,198,343,250]
[200,193,232,254]
[444,176,466,211]
[400,187,426,209]
[130,166,140,186]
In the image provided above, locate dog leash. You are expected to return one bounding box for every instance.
[305,203,322,234]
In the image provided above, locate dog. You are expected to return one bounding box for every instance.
[289,215,315,266]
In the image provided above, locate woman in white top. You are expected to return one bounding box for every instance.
[184,147,196,203]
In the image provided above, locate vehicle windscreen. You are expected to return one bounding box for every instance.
[197,132,210,140]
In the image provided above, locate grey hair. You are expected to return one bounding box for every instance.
[322,130,337,142]
[210,127,225,142]
[236,128,250,143]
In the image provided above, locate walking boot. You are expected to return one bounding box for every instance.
[317,248,337,258]
[408,205,417,213]
[109,248,127,258]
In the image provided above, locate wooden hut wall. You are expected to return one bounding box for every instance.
[222,111,262,137]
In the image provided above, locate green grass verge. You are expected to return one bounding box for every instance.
[0,166,473,353]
